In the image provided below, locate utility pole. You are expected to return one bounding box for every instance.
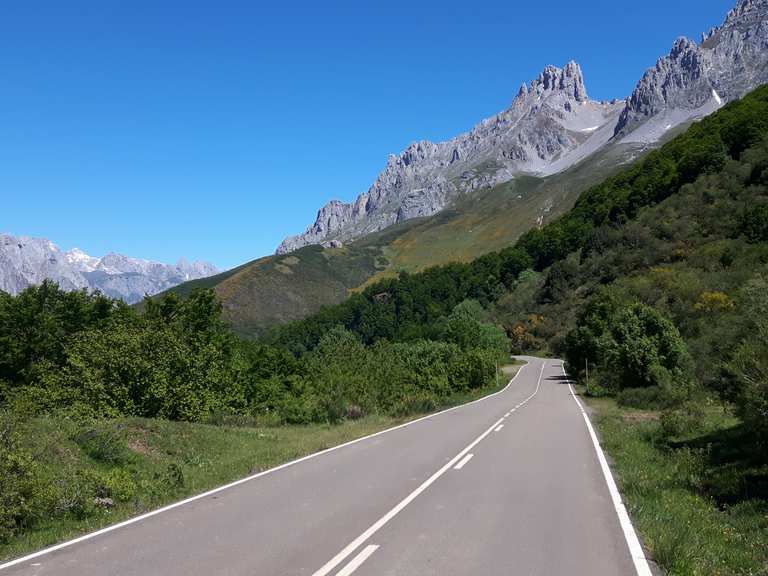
[495,361,499,388]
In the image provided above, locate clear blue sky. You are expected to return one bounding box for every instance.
[0,0,736,269]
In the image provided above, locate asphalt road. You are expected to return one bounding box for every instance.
[1,357,653,575]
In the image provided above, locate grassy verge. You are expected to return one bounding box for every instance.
[1,363,521,563]
[583,391,768,576]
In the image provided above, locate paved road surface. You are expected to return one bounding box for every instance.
[1,357,652,575]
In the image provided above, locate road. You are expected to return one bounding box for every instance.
[1,357,653,576]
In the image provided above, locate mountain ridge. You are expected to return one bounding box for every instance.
[0,233,219,303]
[278,0,768,255]
[277,61,625,254]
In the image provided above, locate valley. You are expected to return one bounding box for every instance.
[1,1,767,575]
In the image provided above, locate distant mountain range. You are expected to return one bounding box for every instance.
[0,233,218,303]
[278,0,768,254]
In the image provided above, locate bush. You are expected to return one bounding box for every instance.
[740,204,768,243]
[52,469,101,520]
[75,426,130,464]
[565,298,692,396]
[729,340,768,442]
[102,469,137,502]
[660,403,705,438]
[617,387,665,410]
[0,415,36,543]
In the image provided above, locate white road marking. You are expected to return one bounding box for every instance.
[0,364,529,572]
[563,365,654,576]
[336,545,379,576]
[453,453,474,470]
[494,424,504,432]
[311,361,546,576]
[505,412,510,417]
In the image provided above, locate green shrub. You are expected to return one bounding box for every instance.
[740,204,768,243]
[102,469,137,502]
[161,463,185,490]
[0,415,36,543]
[74,426,130,464]
[392,392,437,417]
[660,403,705,439]
[617,387,665,409]
[53,470,100,519]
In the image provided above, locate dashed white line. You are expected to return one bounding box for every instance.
[336,544,379,576]
[454,453,474,470]
[311,361,546,576]
[494,424,504,432]
[563,364,654,576]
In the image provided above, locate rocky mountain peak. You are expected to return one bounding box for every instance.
[277,0,768,255]
[616,0,768,140]
[726,0,768,22]
[515,61,588,104]
[669,36,697,58]
[276,61,624,255]
[0,233,220,303]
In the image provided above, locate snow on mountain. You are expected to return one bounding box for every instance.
[0,233,220,303]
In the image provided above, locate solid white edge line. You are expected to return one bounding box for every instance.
[336,544,379,576]
[563,364,654,576]
[0,363,530,571]
[311,359,546,576]
[494,424,504,432]
[453,453,474,470]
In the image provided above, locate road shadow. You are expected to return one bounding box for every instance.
[546,374,572,384]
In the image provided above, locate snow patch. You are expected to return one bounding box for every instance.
[712,88,722,106]
[580,126,600,132]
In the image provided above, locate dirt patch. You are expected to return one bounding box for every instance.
[275,264,294,275]
[126,427,160,458]
[622,411,661,423]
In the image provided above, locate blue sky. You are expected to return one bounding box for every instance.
[0,0,735,269]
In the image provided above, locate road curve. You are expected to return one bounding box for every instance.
[1,357,652,575]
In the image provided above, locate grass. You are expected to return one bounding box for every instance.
[583,391,768,575]
[0,363,521,563]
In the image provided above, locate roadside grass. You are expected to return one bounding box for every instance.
[0,363,521,563]
[583,392,768,576]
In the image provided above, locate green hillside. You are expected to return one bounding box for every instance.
[167,141,644,336]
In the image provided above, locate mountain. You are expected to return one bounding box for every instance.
[166,0,768,337]
[277,62,625,254]
[165,143,641,336]
[0,233,219,303]
[278,0,768,255]
[616,0,768,141]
